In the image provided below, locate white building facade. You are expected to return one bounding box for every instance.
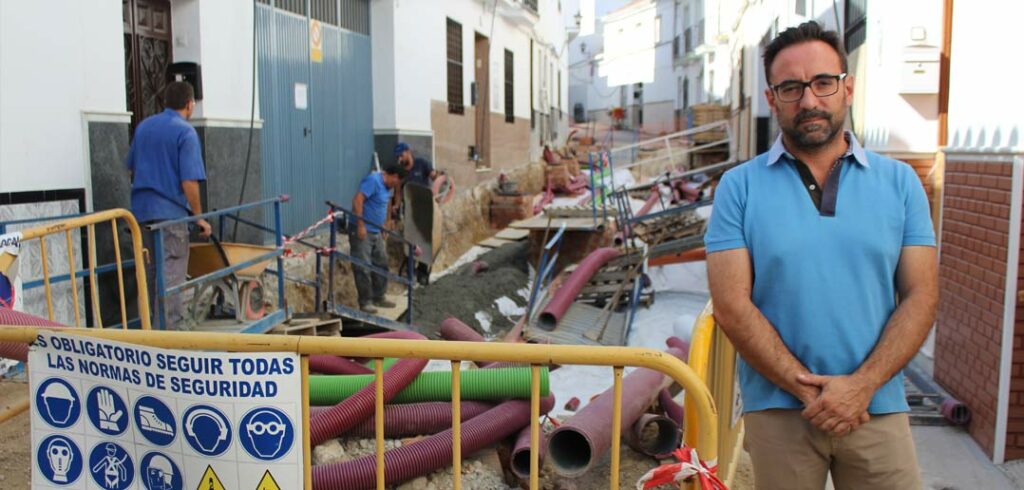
[371,0,569,188]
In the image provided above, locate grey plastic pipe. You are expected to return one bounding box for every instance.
[538,247,621,330]
[546,346,686,476]
[312,395,555,490]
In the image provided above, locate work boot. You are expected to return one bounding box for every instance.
[360,303,378,314]
[374,298,396,308]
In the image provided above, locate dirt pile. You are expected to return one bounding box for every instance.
[411,241,531,339]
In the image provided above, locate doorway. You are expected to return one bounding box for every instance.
[474,32,490,169]
[122,0,173,132]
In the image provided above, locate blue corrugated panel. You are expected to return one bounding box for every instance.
[256,3,373,235]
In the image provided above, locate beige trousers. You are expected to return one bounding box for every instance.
[744,410,921,490]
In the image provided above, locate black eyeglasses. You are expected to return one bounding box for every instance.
[771,73,848,102]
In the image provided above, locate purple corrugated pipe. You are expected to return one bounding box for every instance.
[547,346,687,476]
[510,424,547,480]
[0,308,68,362]
[309,333,428,446]
[310,401,493,438]
[438,317,500,367]
[658,389,684,424]
[309,355,373,375]
[538,247,621,330]
[624,413,682,459]
[312,396,555,490]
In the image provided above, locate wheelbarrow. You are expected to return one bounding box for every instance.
[186,236,274,327]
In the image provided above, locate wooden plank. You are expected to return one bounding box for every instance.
[478,237,512,248]
[509,215,611,231]
[494,228,530,241]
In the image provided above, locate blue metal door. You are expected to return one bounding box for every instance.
[312,24,374,211]
[256,0,373,234]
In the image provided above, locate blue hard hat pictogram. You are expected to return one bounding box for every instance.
[239,406,294,461]
[36,434,83,486]
[133,395,176,446]
[86,386,129,436]
[139,452,182,490]
[36,378,81,429]
[88,441,134,490]
[182,404,232,456]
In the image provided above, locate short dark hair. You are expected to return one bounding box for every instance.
[382,163,408,179]
[164,81,195,110]
[763,21,847,84]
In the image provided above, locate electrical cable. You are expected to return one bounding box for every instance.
[232,0,260,241]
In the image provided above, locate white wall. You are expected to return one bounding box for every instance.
[0,0,126,194]
[377,0,566,133]
[371,0,398,130]
[858,0,942,155]
[170,0,258,124]
[946,1,1023,151]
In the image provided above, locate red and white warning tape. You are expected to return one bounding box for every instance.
[280,211,341,259]
[636,446,727,490]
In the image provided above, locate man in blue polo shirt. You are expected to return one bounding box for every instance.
[127,81,211,330]
[351,163,406,313]
[705,22,937,489]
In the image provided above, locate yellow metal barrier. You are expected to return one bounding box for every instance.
[685,301,745,488]
[0,326,719,489]
[13,209,150,329]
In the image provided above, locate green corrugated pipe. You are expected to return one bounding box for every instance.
[309,366,549,405]
[363,358,399,370]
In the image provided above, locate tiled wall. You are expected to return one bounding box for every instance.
[0,195,86,326]
[934,159,1014,458]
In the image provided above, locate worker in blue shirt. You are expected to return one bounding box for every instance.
[394,142,438,285]
[351,163,406,313]
[126,81,211,330]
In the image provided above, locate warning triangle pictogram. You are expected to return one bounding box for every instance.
[255,470,282,490]
[197,465,226,490]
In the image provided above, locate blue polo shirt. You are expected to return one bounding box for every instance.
[357,172,391,233]
[705,133,935,415]
[126,109,206,223]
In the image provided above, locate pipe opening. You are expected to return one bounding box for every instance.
[511,449,532,478]
[635,417,681,458]
[537,313,558,331]
[548,430,592,474]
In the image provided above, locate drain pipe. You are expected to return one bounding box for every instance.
[310,355,374,375]
[312,396,555,490]
[624,413,682,459]
[538,247,621,330]
[546,346,686,476]
[310,401,494,438]
[658,389,684,424]
[0,308,68,362]
[510,424,547,480]
[309,333,429,446]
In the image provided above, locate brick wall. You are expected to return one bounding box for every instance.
[934,160,1014,458]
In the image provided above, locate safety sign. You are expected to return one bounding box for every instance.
[29,331,304,489]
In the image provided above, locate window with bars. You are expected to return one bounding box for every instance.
[845,0,867,52]
[446,18,464,115]
[504,49,514,123]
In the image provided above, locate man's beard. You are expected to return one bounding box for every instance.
[780,108,845,150]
